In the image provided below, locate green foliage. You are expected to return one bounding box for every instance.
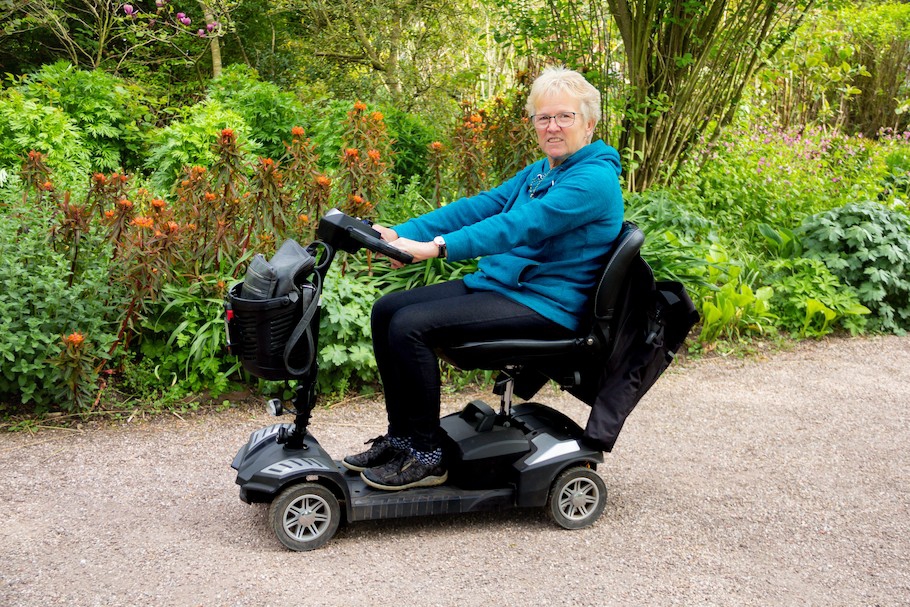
[623,190,714,286]
[758,223,804,259]
[678,124,889,235]
[0,213,120,410]
[137,277,241,398]
[316,265,381,396]
[145,99,257,191]
[764,257,869,337]
[0,89,90,183]
[207,64,307,160]
[15,62,152,171]
[799,201,910,332]
[753,1,910,135]
[698,281,777,344]
[381,106,440,189]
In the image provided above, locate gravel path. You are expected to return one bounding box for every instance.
[2,335,909,606]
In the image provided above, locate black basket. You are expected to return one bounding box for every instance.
[227,282,317,381]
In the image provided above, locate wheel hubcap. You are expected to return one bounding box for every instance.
[284,495,331,540]
[559,478,599,520]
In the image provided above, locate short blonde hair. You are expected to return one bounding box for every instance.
[526,67,601,127]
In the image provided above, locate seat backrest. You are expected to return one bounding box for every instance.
[590,221,644,345]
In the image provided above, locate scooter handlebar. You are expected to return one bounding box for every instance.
[346,225,414,265]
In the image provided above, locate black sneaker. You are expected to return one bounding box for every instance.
[361,450,448,491]
[342,435,402,472]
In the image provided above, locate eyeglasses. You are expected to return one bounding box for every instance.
[531,112,577,129]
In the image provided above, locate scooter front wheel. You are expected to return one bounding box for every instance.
[269,482,341,551]
[546,466,607,530]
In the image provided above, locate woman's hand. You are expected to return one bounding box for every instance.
[386,237,438,269]
[371,224,437,268]
[372,223,398,242]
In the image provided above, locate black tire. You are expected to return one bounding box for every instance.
[546,466,607,530]
[269,483,341,551]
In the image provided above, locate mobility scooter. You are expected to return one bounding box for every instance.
[227,208,695,551]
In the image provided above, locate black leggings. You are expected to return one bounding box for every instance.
[371,280,573,451]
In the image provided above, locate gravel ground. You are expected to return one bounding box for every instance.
[1,335,909,607]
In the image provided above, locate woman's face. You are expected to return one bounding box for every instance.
[533,92,595,168]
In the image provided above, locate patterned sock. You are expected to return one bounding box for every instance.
[389,435,411,451]
[411,447,442,467]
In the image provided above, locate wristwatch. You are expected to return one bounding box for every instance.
[433,236,447,259]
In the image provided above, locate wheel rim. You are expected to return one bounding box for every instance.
[557,477,600,521]
[283,494,332,541]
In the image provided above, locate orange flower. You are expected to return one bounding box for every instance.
[469,114,483,124]
[349,194,364,205]
[221,128,235,138]
[187,223,198,231]
[151,198,166,209]
[118,199,133,209]
[371,111,384,122]
[367,149,382,162]
[353,101,367,112]
[429,141,444,152]
[132,216,154,229]
[63,332,85,347]
[42,181,53,191]
[166,221,179,232]
[291,126,305,137]
[192,166,206,175]
[262,157,275,167]
[104,209,115,219]
[93,173,107,185]
[298,213,310,224]
[315,175,331,188]
[344,148,360,159]
[204,192,216,201]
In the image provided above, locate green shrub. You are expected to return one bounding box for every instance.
[0,214,120,410]
[677,124,889,233]
[799,201,910,332]
[207,64,307,160]
[764,257,870,337]
[144,99,257,192]
[0,89,90,184]
[316,265,381,396]
[18,62,152,172]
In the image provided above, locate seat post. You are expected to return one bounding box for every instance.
[493,374,515,417]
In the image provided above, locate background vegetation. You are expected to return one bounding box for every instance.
[1,0,908,417]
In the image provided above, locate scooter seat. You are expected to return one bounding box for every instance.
[437,221,644,379]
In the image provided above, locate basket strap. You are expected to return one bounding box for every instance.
[282,271,322,377]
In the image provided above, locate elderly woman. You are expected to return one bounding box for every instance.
[344,66,625,490]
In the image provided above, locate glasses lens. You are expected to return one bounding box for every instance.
[556,112,576,127]
[533,115,551,128]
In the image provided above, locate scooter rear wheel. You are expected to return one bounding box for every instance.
[546,466,607,530]
[269,482,341,551]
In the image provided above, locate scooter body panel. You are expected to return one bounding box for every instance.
[232,400,602,519]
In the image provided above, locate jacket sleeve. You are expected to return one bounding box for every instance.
[394,168,530,242]
[443,163,622,261]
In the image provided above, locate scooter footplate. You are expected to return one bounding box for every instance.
[347,475,514,522]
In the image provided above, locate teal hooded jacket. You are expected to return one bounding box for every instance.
[394,139,624,331]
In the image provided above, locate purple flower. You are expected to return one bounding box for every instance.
[197,28,205,37]
[176,12,185,18]
[123,4,134,15]
[180,16,191,25]
[156,0,165,6]
[206,22,215,31]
